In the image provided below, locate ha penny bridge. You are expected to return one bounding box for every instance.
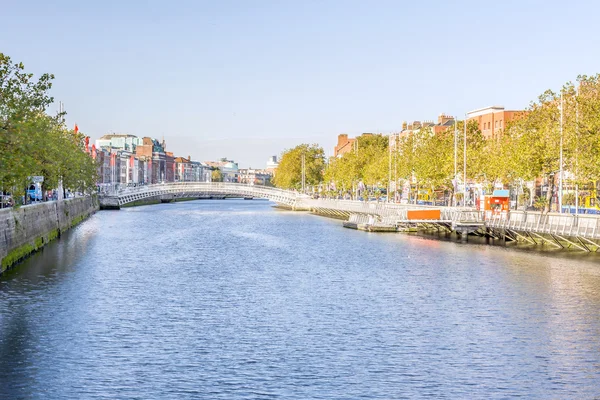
[99,182,600,252]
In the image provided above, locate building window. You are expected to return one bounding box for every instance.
[500,120,503,128]
[495,121,498,128]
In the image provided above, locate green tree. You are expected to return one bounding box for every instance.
[273,144,325,190]
[0,52,98,200]
[211,168,223,182]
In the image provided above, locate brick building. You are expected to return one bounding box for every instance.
[466,106,521,140]
[333,133,373,157]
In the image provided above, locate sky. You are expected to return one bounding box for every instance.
[2,0,600,168]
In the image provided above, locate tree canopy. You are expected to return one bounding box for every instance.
[272,144,325,190]
[0,53,98,201]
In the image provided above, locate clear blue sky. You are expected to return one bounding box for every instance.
[2,0,599,167]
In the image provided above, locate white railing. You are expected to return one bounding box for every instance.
[100,182,306,207]
[486,210,600,239]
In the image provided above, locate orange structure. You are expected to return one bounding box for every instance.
[466,106,521,140]
[481,190,510,215]
[406,209,441,220]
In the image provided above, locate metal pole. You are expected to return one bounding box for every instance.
[394,141,397,203]
[301,153,306,193]
[454,118,457,206]
[559,91,564,213]
[463,115,467,207]
[387,134,396,203]
[575,87,579,216]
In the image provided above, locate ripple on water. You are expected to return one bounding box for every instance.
[1,199,600,399]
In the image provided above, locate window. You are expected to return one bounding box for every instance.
[500,120,503,128]
[495,121,498,128]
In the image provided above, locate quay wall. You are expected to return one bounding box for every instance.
[0,196,99,274]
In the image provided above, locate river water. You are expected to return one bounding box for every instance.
[1,200,600,399]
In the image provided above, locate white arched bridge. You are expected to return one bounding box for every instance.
[99,182,600,251]
[99,182,305,208]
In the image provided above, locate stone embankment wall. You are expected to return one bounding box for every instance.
[0,196,99,274]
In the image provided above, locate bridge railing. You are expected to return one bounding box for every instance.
[304,198,479,220]
[486,210,600,239]
[103,182,305,198]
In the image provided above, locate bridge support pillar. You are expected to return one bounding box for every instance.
[99,196,121,210]
[160,194,175,203]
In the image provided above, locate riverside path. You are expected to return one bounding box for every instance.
[99,182,600,251]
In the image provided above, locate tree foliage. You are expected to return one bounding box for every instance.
[272,143,325,190]
[0,53,97,200]
[283,74,600,206]
[324,134,389,194]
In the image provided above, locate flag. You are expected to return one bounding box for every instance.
[91,145,97,160]
[74,124,79,134]
[110,153,115,167]
[85,136,90,153]
[130,155,134,168]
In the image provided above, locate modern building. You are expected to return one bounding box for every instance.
[266,156,279,175]
[466,106,521,140]
[95,133,143,152]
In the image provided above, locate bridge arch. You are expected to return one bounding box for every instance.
[99,182,305,209]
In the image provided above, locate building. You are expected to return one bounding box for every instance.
[174,156,194,182]
[136,137,167,184]
[390,114,456,149]
[334,134,356,157]
[466,106,521,140]
[266,156,279,175]
[205,158,239,182]
[95,133,143,152]
[333,133,374,157]
[238,168,272,185]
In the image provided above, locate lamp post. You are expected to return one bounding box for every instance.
[575,86,579,216]
[301,152,306,194]
[454,117,458,206]
[388,134,392,203]
[463,115,467,207]
[559,90,564,213]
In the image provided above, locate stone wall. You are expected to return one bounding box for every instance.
[0,196,99,274]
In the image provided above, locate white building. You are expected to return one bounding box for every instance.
[96,134,143,152]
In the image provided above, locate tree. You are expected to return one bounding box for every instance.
[272,144,325,190]
[0,52,97,201]
[211,168,223,182]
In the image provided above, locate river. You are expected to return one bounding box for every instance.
[1,199,600,399]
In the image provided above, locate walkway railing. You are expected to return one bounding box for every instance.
[486,210,600,240]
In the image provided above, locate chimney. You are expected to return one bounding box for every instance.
[438,113,455,125]
[188,155,191,161]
